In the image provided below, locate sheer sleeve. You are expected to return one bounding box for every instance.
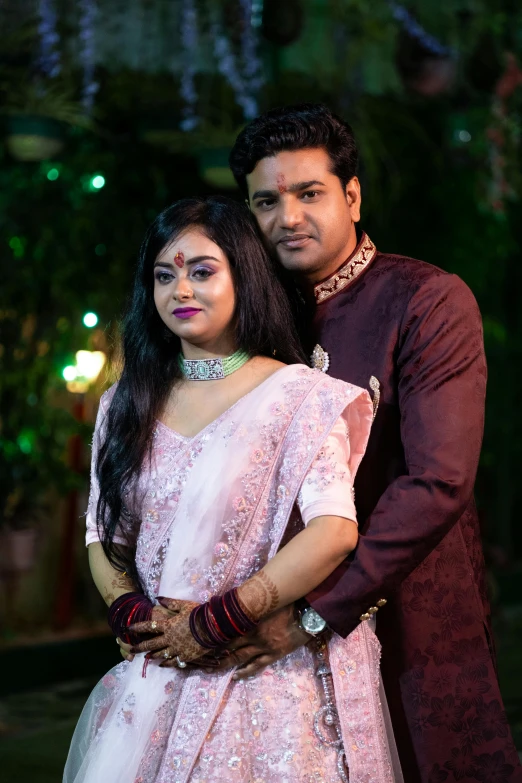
[85,387,135,548]
[297,415,357,526]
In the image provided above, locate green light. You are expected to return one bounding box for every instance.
[83,312,98,328]
[62,365,77,381]
[47,168,60,181]
[91,175,105,190]
[95,243,106,256]
[9,236,24,258]
[17,434,32,454]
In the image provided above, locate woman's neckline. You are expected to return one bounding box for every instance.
[155,364,296,441]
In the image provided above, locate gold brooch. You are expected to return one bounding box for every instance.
[369,376,381,420]
[311,344,330,373]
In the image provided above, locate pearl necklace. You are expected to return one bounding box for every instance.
[178,350,250,381]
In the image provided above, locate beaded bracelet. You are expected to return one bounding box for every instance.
[189,587,258,649]
[107,591,154,645]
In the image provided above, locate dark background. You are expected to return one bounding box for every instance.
[1,1,521,779]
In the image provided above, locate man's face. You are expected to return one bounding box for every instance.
[247,148,361,283]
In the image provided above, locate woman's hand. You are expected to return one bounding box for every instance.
[116,637,134,661]
[116,603,176,662]
[129,598,207,665]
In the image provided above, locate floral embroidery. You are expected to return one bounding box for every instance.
[79,367,394,783]
[475,700,509,740]
[427,695,466,731]
[455,670,491,710]
[473,750,514,783]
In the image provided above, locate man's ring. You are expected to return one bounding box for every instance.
[176,656,187,669]
[163,650,171,659]
[151,621,158,630]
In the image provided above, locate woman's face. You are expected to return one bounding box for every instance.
[153,227,237,353]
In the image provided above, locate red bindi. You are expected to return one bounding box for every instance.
[276,174,287,194]
[173,250,185,268]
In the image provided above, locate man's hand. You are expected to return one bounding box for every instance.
[206,604,310,680]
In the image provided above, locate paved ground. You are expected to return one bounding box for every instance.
[1,611,521,782]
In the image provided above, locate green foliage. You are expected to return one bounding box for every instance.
[0,0,521,551]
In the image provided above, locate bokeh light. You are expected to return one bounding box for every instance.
[62,365,77,381]
[83,311,98,328]
[90,174,105,189]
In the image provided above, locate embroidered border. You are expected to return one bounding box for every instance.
[314,233,377,304]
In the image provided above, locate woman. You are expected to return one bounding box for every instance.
[64,196,402,783]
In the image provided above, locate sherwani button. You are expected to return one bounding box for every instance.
[376,599,387,607]
[368,606,378,614]
[360,612,371,621]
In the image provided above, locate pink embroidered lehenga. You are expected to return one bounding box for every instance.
[64,365,403,783]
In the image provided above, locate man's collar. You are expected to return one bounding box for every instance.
[313,231,377,305]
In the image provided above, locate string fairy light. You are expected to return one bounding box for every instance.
[37,0,61,78]
[78,0,99,113]
[180,0,199,131]
[211,0,264,121]
[388,2,453,57]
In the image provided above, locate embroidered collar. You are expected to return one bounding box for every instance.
[313,232,377,304]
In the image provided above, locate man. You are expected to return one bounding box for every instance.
[221,104,521,782]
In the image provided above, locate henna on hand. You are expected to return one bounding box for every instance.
[130,600,207,662]
[236,570,279,623]
[103,571,137,607]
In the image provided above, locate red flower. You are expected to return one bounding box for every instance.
[444,747,477,780]
[476,700,509,741]
[473,750,515,783]
[426,633,455,665]
[455,670,491,710]
[427,695,465,731]
[408,580,444,616]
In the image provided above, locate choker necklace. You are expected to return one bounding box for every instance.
[179,349,250,381]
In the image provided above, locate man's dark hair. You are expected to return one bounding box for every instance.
[229,103,359,196]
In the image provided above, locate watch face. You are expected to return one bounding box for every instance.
[302,608,327,634]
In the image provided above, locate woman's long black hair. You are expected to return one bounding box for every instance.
[96,196,307,584]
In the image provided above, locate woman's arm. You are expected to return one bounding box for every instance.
[129,514,357,663]
[88,542,137,607]
[236,515,358,621]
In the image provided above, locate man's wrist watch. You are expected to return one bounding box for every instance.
[295,598,328,637]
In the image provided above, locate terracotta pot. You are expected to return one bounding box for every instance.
[0,528,38,572]
[6,115,65,161]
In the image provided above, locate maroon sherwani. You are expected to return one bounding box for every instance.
[307,232,522,782]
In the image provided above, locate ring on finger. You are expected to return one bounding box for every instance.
[163,650,172,660]
[151,620,158,631]
[176,656,187,669]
